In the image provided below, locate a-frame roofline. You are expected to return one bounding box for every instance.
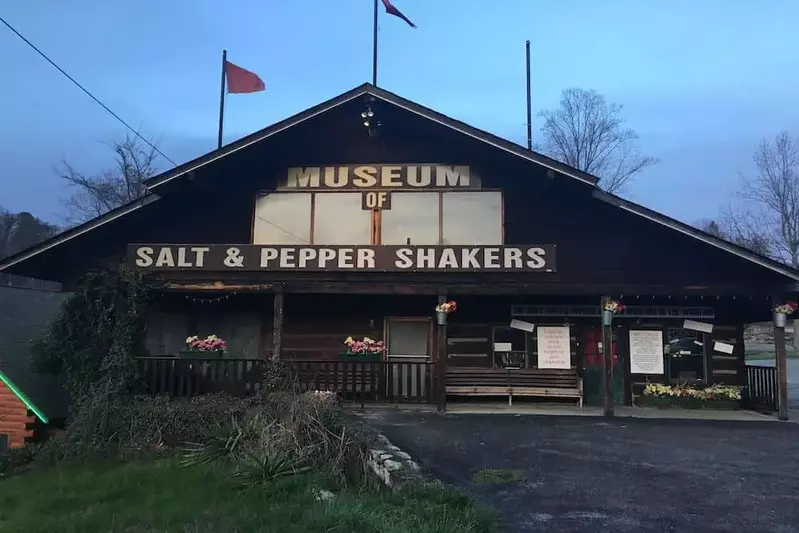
[2,82,799,284]
[143,82,599,190]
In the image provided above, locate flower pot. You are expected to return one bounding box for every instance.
[436,311,448,326]
[178,350,223,359]
[775,312,788,328]
[601,310,613,326]
[338,352,381,362]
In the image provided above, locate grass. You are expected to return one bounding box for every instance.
[472,468,525,485]
[745,351,799,361]
[0,459,495,533]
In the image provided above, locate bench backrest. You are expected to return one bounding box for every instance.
[446,368,580,389]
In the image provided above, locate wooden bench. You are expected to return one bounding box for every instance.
[446,367,583,406]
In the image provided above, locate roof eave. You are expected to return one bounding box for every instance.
[593,189,799,282]
[0,194,161,273]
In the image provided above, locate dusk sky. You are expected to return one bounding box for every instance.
[2,0,798,225]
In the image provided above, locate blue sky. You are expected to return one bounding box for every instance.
[1,0,798,225]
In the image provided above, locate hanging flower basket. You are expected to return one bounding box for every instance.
[340,336,384,362]
[179,335,226,359]
[602,300,625,326]
[435,300,457,325]
[774,301,798,328]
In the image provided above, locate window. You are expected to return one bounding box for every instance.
[253,193,312,244]
[380,192,440,245]
[252,190,504,245]
[386,319,430,358]
[442,191,502,245]
[666,328,705,383]
[313,193,372,245]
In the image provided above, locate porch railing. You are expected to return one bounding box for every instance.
[135,357,435,404]
[742,364,777,412]
[136,357,267,398]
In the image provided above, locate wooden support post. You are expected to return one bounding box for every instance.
[773,297,789,420]
[601,295,614,417]
[272,287,284,361]
[436,292,448,412]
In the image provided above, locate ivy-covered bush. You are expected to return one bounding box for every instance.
[31,263,160,397]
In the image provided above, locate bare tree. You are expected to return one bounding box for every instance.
[59,134,158,223]
[736,132,799,267]
[696,214,773,257]
[538,88,658,193]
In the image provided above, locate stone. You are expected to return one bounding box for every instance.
[384,459,403,471]
[315,489,335,501]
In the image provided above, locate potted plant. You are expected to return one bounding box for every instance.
[774,301,798,328]
[179,335,227,359]
[340,336,385,362]
[602,299,625,326]
[435,300,457,325]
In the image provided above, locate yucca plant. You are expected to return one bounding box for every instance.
[180,416,255,467]
[230,449,312,487]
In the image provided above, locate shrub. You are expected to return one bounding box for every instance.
[0,446,39,476]
[181,391,372,487]
[36,393,253,463]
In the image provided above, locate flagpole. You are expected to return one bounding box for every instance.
[372,0,379,85]
[526,40,532,150]
[217,49,227,149]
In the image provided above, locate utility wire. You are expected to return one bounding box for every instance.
[0,14,177,167]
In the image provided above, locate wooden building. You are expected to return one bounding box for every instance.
[1,83,796,415]
[0,370,49,448]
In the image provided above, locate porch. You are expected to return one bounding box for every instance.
[133,356,778,415]
[140,290,784,412]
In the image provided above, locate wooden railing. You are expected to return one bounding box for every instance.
[291,360,435,405]
[136,357,266,398]
[743,364,777,412]
[135,357,436,404]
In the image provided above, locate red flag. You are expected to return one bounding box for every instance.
[225,61,265,94]
[381,0,416,28]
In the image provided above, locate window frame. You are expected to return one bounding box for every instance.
[251,189,505,246]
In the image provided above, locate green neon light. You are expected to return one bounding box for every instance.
[0,370,49,424]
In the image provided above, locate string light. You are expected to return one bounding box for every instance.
[185,291,239,304]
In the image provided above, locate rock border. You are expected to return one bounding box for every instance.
[367,433,422,489]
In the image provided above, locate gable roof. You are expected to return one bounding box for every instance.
[1,82,799,284]
[144,82,599,190]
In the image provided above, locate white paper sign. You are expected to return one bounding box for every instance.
[629,330,664,374]
[683,320,713,333]
[510,319,535,332]
[494,342,512,352]
[713,341,735,354]
[537,326,571,369]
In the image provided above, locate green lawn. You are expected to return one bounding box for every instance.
[745,351,799,361]
[0,460,494,533]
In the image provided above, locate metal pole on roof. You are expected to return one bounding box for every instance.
[372,0,379,86]
[526,40,532,150]
[218,49,228,149]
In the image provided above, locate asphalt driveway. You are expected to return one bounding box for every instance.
[366,411,799,532]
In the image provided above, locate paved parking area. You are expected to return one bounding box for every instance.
[365,411,799,532]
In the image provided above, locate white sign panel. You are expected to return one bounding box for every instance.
[713,341,735,355]
[683,320,713,334]
[510,319,535,332]
[536,326,571,369]
[494,342,512,352]
[629,330,665,375]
